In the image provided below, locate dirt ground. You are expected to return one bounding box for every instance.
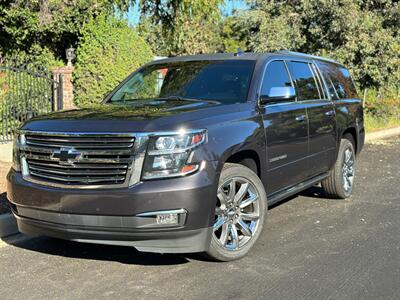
[0,161,11,214]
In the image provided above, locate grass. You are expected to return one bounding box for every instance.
[364,113,400,133]
[362,89,400,133]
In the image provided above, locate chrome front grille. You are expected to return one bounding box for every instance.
[20,132,138,188]
[25,134,135,149]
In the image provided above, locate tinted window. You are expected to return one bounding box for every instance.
[287,61,321,100]
[318,62,358,99]
[110,60,255,104]
[260,61,292,96]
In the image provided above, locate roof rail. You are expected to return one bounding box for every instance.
[234,48,244,56]
[275,50,339,64]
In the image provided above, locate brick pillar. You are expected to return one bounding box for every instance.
[52,65,75,110]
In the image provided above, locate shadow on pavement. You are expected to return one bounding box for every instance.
[5,235,193,266]
[3,184,330,266]
[268,185,335,209]
[299,186,327,199]
[0,192,11,214]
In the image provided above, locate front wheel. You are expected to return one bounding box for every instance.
[322,135,356,199]
[205,163,267,261]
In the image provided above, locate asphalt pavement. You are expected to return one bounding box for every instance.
[0,137,399,300]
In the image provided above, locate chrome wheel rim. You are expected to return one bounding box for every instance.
[342,147,355,193]
[212,177,261,251]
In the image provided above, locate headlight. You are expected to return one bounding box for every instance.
[12,133,25,171]
[142,129,207,180]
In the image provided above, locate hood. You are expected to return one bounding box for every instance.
[21,100,241,133]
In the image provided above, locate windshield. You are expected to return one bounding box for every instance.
[109,60,255,104]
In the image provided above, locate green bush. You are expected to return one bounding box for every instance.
[363,88,400,131]
[364,89,400,120]
[2,46,64,70]
[74,15,153,107]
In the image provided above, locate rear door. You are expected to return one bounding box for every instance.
[286,61,337,176]
[317,62,361,154]
[259,60,309,194]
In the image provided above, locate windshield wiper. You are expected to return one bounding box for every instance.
[109,96,220,105]
[154,96,221,104]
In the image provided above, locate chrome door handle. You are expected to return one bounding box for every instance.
[325,110,335,117]
[295,115,306,122]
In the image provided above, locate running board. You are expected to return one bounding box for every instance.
[267,172,329,206]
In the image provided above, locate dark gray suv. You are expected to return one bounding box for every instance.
[7,51,364,261]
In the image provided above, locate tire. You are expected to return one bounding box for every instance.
[321,134,356,199]
[205,163,267,261]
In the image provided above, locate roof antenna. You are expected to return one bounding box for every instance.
[234,48,243,56]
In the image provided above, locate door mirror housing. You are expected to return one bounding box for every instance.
[260,86,296,105]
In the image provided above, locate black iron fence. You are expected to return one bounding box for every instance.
[0,59,63,142]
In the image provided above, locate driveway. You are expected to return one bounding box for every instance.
[0,137,399,299]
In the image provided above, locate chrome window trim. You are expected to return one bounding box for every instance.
[308,62,324,100]
[310,60,331,101]
[17,129,205,189]
[258,57,335,108]
[312,60,338,101]
[286,60,324,102]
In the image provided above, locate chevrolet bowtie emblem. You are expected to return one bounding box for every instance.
[51,147,81,165]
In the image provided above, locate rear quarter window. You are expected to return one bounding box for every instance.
[318,62,358,99]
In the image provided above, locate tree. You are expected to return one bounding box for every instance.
[220,16,247,53]
[0,0,134,65]
[236,0,400,91]
[1,0,225,62]
[138,0,223,56]
[73,14,153,107]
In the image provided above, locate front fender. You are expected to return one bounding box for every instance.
[190,108,266,181]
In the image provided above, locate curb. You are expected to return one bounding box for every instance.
[0,142,12,163]
[0,213,19,238]
[365,127,400,143]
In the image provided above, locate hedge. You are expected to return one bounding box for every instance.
[73,15,153,107]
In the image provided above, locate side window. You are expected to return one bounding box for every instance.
[318,62,358,99]
[337,67,358,98]
[320,70,338,99]
[260,61,292,97]
[287,61,321,100]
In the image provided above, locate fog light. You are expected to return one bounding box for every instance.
[136,209,187,227]
[156,213,179,225]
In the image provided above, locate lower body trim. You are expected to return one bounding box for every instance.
[13,211,212,254]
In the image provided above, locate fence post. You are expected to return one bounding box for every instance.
[52,65,74,110]
[363,89,367,107]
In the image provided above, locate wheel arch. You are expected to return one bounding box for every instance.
[225,149,261,178]
[342,127,357,153]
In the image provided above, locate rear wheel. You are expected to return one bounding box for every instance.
[322,135,356,199]
[205,163,267,261]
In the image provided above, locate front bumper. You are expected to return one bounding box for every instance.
[7,161,218,253]
[13,211,212,253]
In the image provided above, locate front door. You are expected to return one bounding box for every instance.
[259,60,309,194]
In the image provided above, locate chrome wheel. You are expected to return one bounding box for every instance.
[213,177,261,251]
[342,147,355,193]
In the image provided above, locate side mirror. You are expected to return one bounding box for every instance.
[260,86,296,105]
